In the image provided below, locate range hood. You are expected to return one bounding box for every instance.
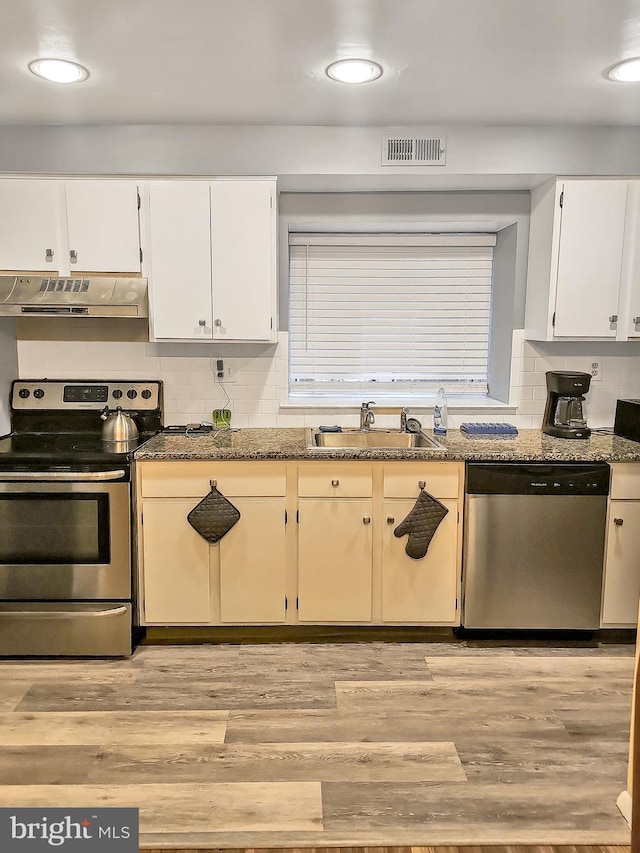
[0,275,148,318]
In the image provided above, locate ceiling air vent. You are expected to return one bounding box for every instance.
[382,135,446,166]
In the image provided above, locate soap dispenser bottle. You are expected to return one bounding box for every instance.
[433,387,448,435]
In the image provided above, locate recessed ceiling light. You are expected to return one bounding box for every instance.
[326,59,383,84]
[607,57,640,82]
[28,58,90,84]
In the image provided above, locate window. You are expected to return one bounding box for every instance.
[289,233,496,400]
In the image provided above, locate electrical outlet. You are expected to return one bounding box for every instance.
[214,357,236,383]
[590,361,602,382]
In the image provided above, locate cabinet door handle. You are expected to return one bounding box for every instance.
[331,479,339,487]
[609,315,618,323]
[214,319,222,326]
[69,249,77,264]
[45,248,54,262]
[363,516,371,525]
[613,517,624,526]
[418,480,426,489]
[387,516,395,524]
[198,319,207,327]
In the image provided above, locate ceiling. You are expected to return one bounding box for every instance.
[1,0,640,127]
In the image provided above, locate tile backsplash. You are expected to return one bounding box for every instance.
[16,329,640,430]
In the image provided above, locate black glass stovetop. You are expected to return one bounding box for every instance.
[0,431,156,471]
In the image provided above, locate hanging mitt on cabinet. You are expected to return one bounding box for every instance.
[393,489,449,560]
[187,484,241,543]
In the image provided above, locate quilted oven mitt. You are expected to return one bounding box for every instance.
[393,489,449,559]
[187,486,241,543]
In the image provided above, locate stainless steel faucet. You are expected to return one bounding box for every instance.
[360,401,376,431]
[400,407,409,432]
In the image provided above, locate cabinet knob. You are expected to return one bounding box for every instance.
[198,320,206,327]
[363,516,371,525]
[609,315,618,324]
[387,516,395,524]
[45,248,54,262]
[418,480,426,490]
[331,479,339,487]
[69,249,77,264]
[214,319,222,327]
[614,517,624,526]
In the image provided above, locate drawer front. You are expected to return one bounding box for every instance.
[383,462,461,499]
[298,464,373,498]
[609,462,640,500]
[139,461,287,497]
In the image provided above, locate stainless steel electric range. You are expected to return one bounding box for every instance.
[0,379,162,657]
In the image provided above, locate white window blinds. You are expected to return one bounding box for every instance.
[289,233,496,398]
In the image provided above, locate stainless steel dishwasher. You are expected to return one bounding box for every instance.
[462,462,610,629]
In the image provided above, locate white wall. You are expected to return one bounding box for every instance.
[16,329,640,430]
[1,124,640,190]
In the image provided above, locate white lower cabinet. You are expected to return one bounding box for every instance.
[601,463,640,627]
[138,461,287,625]
[141,498,211,624]
[297,499,374,622]
[137,459,464,628]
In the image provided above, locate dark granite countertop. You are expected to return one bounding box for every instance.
[135,428,640,463]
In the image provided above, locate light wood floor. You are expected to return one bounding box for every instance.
[0,642,634,848]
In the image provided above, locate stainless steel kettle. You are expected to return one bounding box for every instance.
[100,406,139,442]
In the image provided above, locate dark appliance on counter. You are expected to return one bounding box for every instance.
[542,370,592,439]
[0,379,162,656]
[462,462,610,630]
[614,399,640,443]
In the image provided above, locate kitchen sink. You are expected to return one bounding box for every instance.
[305,428,445,450]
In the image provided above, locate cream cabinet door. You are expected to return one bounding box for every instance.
[382,499,459,624]
[601,500,640,627]
[64,181,141,273]
[298,499,373,622]
[0,180,60,271]
[219,498,286,623]
[141,499,211,624]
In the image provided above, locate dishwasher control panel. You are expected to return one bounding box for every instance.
[465,463,610,495]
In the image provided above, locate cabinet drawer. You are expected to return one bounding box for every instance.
[610,463,640,500]
[139,461,286,497]
[383,462,461,499]
[298,464,373,498]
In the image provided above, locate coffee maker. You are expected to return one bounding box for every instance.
[542,371,591,439]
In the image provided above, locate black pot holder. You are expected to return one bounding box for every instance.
[187,485,241,543]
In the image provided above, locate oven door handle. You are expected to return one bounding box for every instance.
[0,606,128,619]
[0,470,126,482]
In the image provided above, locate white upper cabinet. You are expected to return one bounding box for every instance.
[0,179,141,276]
[64,181,141,273]
[525,179,631,340]
[144,178,277,343]
[146,181,213,341]
[210,180,275,341]
[0,180,60,271]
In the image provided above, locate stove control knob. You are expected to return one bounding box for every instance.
[112,389,123,400]
[141,389,152,400]
[33,388,45,399]
[18,388,30,399]
[127,389,138,399]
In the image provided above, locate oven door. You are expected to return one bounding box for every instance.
[0,476,130,600]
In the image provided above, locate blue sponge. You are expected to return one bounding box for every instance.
[460,422,518,435]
